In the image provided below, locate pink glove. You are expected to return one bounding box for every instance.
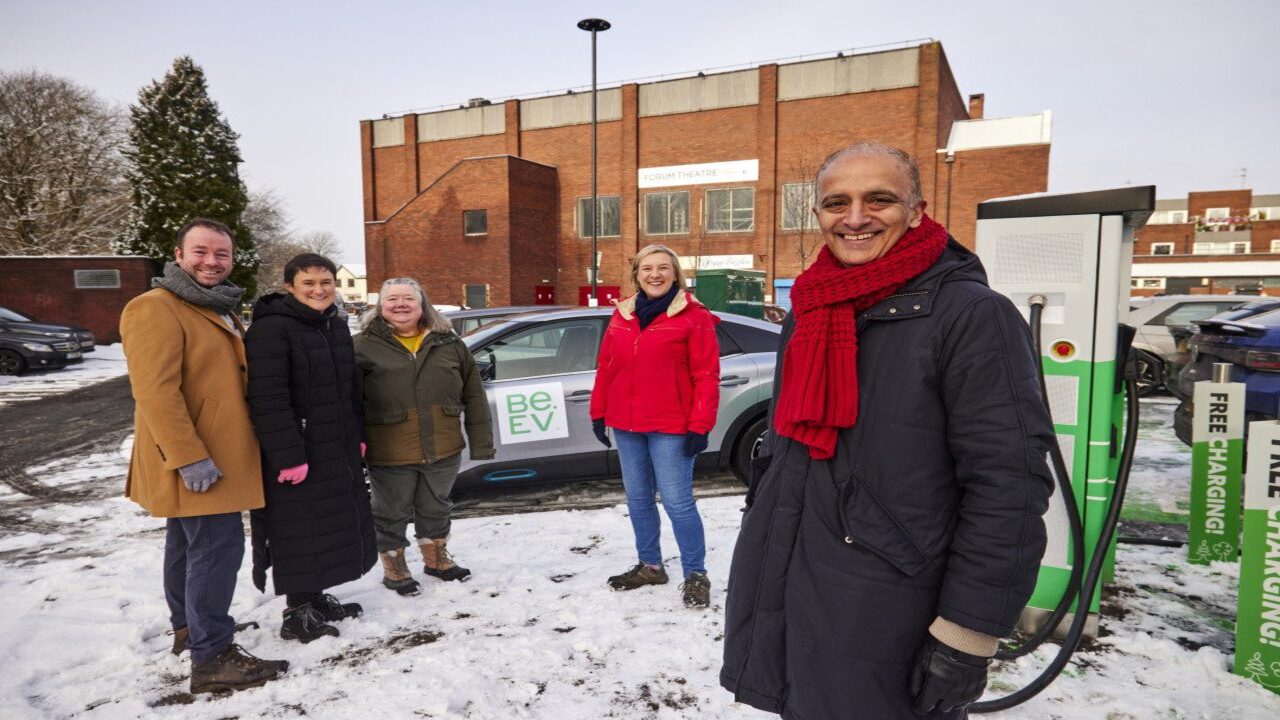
[277,463,309,485]
[360,442,367,458]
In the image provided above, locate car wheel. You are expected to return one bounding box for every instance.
[0,349,25,376]
[730,416,768,486]
[1135,355,1161,397]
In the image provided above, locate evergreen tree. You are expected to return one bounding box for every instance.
[116,56,258,295]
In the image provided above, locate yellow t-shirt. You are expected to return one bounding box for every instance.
[396,332,425,354]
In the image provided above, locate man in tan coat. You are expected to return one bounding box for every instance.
[121,218,288,694]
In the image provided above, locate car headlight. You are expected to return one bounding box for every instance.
[21,342,53,352]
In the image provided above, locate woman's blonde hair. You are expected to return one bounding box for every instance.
[359,277,453,335]
[630,244,685,294]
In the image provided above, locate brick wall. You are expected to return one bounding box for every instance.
[0,256,158,343]
[1188,189,1251,219]
[360,41,1050,300]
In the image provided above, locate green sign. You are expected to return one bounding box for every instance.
[1189,381,1244,564]
[1235,420,1280,694]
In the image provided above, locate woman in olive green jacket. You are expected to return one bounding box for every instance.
[354,278,494,594]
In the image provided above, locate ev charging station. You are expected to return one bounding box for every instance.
[975,186,1155,637]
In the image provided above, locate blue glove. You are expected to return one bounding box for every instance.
[592,418,611,448]
[178,458,222,493]
[684,432,708,457]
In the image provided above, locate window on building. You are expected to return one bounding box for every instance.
[706,187,755,233]
[1150,243,1173,256]
[1231,241,1250,254]
[1130,278,1166,290]
[577,196,621,238]
[1169,210,1187,224]
[644,191,689,235]
[1270,240,1280,253]
[348,279,356,288]
[1193,241,1250,255]
[781,182,818,230]
[464,209,488,236]
[1205,207,1230,221]
[73,269,121,289]
[1251,207,1278,221]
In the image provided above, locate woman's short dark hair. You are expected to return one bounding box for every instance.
[283,253,338,285]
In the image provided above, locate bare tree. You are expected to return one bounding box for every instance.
[295,230,342,261]
[780,141,824,272]
[245,188,298,293]
[0,70,129,255]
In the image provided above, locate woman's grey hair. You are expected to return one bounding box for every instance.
[814,141,924,209]
[359,277,453,334]
[630,244,685,294]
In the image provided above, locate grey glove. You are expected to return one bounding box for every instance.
[178,458,222,493]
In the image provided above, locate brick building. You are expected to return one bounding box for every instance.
[1132,190,1280,296]
[0,256,159,343]
[361,40,1052,306]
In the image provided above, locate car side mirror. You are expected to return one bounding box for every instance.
[477,360,495,381]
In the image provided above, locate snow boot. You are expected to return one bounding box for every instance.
[607,562,669,590]
[380,548,421,596]
[279,603,339,644]
[171,621,260,656]
[418,536,471,582]
[189,643,288,694]
[311,593,363,621]
[680,572,711,609]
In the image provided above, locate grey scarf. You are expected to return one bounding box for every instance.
[152,261,245,315]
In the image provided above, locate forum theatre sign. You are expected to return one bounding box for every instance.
[638,159,759,189]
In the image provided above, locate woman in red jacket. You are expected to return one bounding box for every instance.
[591,244,720,609]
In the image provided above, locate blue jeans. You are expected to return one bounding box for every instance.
[614,430,706,578]
[164,512,245,663]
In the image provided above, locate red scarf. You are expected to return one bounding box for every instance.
[775,214,949,459]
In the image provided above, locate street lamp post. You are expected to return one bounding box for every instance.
[577,17,610,306]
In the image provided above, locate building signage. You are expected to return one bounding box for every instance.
[1235,419,1280,694]
[1189,379,1244,564]
[638,159,759,189]
[494,382,570,445]
[678,255,756,271]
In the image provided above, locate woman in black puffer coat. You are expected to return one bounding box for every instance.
[245,253,376,645]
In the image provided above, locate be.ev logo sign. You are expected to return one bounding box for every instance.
[494,382,570,445]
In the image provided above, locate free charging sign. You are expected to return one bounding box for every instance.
[494,382,570,445]
[1236,419,1280,694]
[1189,379,1244,564]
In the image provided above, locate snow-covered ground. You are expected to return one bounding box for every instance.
[0,344,128,407]
[2,395,1279,718]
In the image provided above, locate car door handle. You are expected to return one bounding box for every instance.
[566,390,592,403]
[719,375,749,387]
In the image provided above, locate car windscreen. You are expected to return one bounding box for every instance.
[0,307,33,322]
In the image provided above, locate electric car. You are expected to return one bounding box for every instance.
[1164,298,1280,400]
[1128,295,1249,395]
[1173,307,1280,445]
[452,306,778,489]
[444,305,569,336]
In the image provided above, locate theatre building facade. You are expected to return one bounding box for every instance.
[360,40,1052,307]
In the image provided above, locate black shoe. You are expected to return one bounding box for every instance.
[383,575,422,596]
[280,603,340,644]
[190,643,288,694]
[681,572,711,609]
[311,594,363,621]
[608,562,669,590]
[171,621,260,656]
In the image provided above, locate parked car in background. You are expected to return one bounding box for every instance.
[453,307,779,489]
[1129,295,1252,395]
[0,330,85,375]
[1173,307,1280,445]
[0,306,95,352]
[445,305,567,336]
[1165,298,1280,400]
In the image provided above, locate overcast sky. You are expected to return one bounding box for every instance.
[3,0,1277,262]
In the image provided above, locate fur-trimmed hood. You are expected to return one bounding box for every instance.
[614,290,705,321]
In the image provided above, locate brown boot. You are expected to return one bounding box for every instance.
[380,549,421,596]
[418,536,471,582]
[190,643,288,694]
[171,621,260,655]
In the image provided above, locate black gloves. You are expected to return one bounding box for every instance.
[909,635,990,716]
[592,418,611,448]
[683,432,708,457]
